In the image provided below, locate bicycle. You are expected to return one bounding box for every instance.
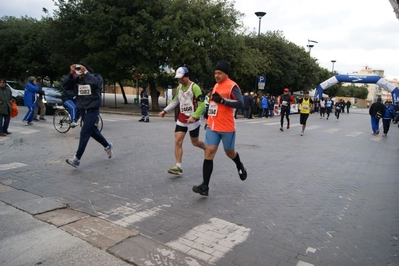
[53,106,103,133]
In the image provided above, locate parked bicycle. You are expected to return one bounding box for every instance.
[53,106,103,133]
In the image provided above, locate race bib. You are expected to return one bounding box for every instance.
[208,103,218,116]
[282,100,288,106]
[302,105,309,110]
[180,102,194,114]
[336,106,340,109]
[78,84,91,96]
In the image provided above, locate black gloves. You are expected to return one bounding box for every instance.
[211,92,224,104]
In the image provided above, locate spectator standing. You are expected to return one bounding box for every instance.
[268,96,276,117]
[368,97,385,135]
[382,101,395,137]
[22,76,39,125]
[0,78,12,136]
[33,76,46,121]
[64,63,113,168]
[159,66,206,175]
[243,92,252,119]
[260,94,269,118]
[278,88,295,131]
[138,85,150,122]
[192,61,246,196]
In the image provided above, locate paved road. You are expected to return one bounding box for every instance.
[1,107,398,266]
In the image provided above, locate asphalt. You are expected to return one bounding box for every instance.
[0,93,398,266]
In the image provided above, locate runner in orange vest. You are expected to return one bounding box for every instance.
[192,61,247,196]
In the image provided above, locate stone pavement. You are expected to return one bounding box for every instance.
[0,98,398,265]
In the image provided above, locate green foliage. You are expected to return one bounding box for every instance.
[0,0,341,100]
[336,85,368,99]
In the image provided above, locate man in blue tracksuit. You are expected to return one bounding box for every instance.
[63,63,113,168]
[22,76,39,125]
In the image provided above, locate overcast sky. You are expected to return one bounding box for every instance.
[1,0,398,80]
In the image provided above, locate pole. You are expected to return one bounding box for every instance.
[331,60,336,72]
[254,12,266,93]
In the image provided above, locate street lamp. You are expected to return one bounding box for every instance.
[331,60,336,72]
[307,39,318,55]
[254,11,266,92]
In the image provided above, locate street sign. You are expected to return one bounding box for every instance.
[258,76,266,84]
[258,83,265,90]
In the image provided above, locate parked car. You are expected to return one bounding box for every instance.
[7,80,24,106]
[42,87,63,115]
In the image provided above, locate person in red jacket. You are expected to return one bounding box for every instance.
[278,88,295,131]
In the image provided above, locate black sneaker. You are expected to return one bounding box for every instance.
[238,163,247,181]
[192,184,209,196]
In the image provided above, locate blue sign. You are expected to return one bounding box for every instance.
[258,76,266,84]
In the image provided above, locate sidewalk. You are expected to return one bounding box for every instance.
[0,184,211,266]
[0,186,131,266]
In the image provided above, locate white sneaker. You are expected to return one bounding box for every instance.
[300,132,304,136]
[104,143,113,158]
[71,121,79,128]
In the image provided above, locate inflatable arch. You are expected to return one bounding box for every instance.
[315,74,399,103]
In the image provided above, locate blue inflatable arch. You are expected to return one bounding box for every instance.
[316,74,399,103]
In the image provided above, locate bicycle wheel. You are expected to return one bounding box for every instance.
[97,115,103,132]
[79,114,103,132]
[53,109,71,133]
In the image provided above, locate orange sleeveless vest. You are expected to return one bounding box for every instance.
[207,78,239,132]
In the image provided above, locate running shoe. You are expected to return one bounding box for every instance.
[66,156,80,168]
[238,163,247,181]
[71,121,79,128]
[192,184,209,196]
[167,165,183,175]
[104,143,113,158]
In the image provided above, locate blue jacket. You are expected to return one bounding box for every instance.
[383,105,395,119]
[261,96,268,109]
[24,82,39,107]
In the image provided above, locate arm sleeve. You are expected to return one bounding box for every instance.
[191,84,205,119]
[223,86,244,109]
[163,87,180,113]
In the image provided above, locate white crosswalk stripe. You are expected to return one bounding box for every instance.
[346,131,363,137]
[0,162,27,171]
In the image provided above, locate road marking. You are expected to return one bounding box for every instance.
[297,261,314,266]
[346,131,362,137]
[0,162,28,171]
[166,218,251,264]
[100,203,171,227]
[323,128,340,134]
[8,127,40,134]
[305,125,322,130]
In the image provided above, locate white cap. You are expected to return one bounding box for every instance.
[174,67,189,78]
